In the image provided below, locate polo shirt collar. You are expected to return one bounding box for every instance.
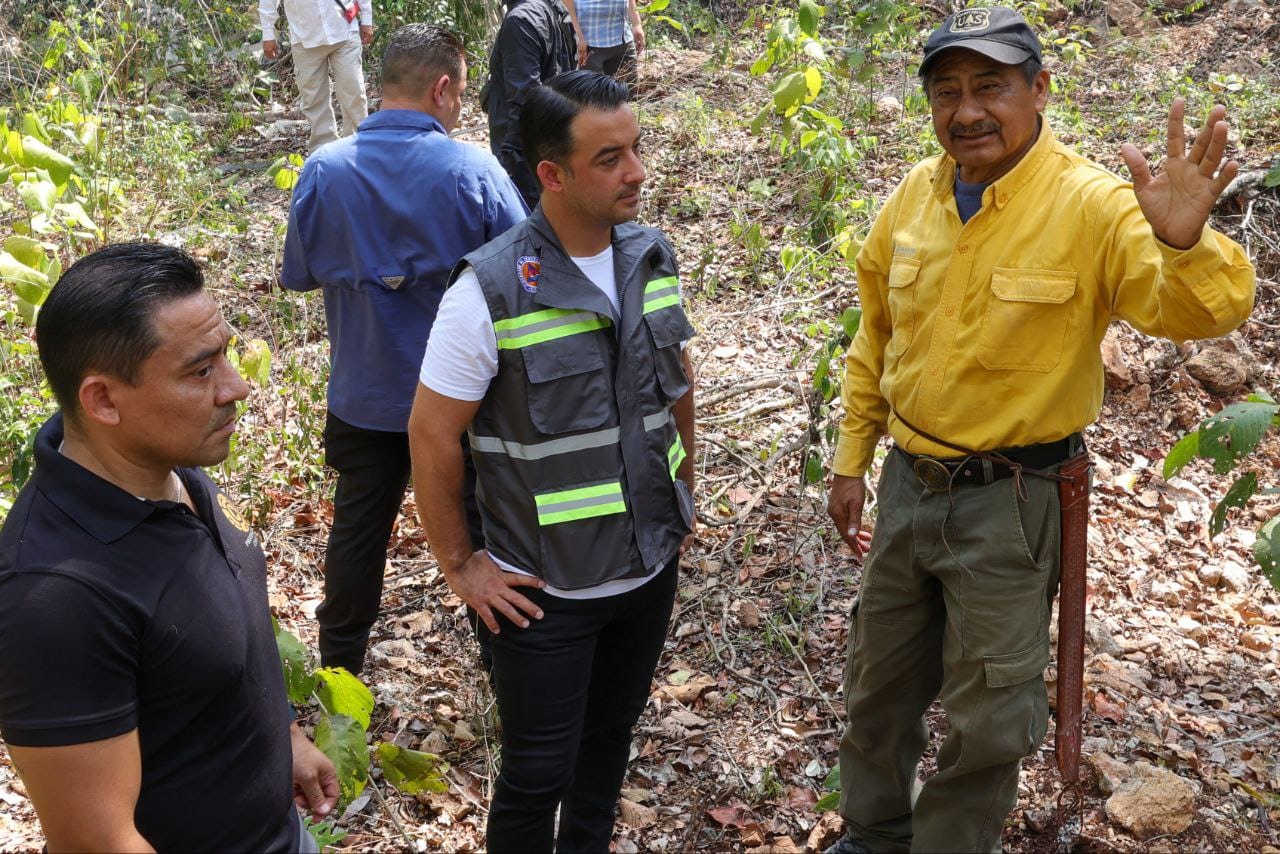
[31,413,178,545]
[355,109,446,136]
[931,117,1056,211]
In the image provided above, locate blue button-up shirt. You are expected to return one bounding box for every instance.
[282,110,528,432]
[577,0,631,47]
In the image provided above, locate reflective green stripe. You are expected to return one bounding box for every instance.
[493,308,612,350]
[535,482,627,525]
[644,293,681,313]
[643,276,681,314]
[667,436,686,480]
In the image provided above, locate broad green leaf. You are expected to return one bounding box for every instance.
[1162,430,1200,479]
[803,67,822,100]
[1264,160,1280,188]
[772,72,809,112]
[375,743,450,795]
[79,118,101,158]
[815,790,840,811]
[54,201,99,235]
[0,249,50,289]
[651,15,683,30]
[749,105,772,136]
[640,0,670,11]
[21,113,50,145]
[749,51,775,77]
[315,667,374,730]
[839,306,862,339]
[821,765,840,790]
[18,136,73,188]
[1211,471,1257,537]
[18,180,57,214]
[239,337,272,386]
[1255,516,1279,589]
[11,278,50,307]
[1197,400,1279,475]
[798,0,820,36]
[804,451,824,484]
[779,245,805,272]
[315,713,368,803]
[4,235,51,270]
[273,620,316,704]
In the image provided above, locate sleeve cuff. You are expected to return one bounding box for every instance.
[1156,228,1235,324]
[262,26,277,41]
[832,432,877,478]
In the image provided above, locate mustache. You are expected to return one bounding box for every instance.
[950,122,999,138]
[212,406,237,427]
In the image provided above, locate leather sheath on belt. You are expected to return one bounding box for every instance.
[1054,451,1092,783]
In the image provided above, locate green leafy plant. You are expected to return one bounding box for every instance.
[274,621,449,848]
[1164,392,1280,587]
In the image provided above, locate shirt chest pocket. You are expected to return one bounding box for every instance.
[977,268,1078,373]
[885,257,920,358]
[522,335,613,435]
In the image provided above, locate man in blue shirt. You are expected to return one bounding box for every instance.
[573,0,643,84]
[282,23,528,675]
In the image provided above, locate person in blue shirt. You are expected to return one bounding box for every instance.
[282,23,528,675]
[571,0,643,84]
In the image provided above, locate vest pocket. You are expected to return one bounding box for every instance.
[522,341,612,434]
[977,268,1077,372]
[644,310,693,404]
[885,256,919,358]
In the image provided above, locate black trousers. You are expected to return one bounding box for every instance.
[317,413,483,674]
[484,557,679,853]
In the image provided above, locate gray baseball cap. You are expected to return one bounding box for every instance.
[919,7,1042,76]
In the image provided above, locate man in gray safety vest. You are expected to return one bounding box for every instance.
[408,70,695,852]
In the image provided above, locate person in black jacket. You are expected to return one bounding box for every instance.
[483,0,580,207]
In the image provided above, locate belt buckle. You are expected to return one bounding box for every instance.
[913,457,952,492]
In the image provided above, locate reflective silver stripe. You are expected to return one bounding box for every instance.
[470,408,674,461]
[470,428,620,460]
[642,409,671,432]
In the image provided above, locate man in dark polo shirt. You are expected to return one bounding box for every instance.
[0,243,337,851]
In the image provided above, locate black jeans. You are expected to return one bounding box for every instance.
[484,557,679,853]
[317,413,483,674]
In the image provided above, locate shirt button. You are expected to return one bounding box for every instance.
[1177,258,1191,269]
[930,366,939,376]
[998,194,1009,205]
[957,244,968,254]
[945,307,955,317]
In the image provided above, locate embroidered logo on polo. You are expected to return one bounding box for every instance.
[217,493,251,533]
[950,8,991,32]
[381,275,405,290]
[516,255,541,294]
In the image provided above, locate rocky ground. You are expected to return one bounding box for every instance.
[1,1,1279,851]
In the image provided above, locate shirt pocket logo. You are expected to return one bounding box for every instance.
[977,268,1078,372]
[886,256,921,358]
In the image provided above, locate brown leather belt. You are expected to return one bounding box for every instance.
[896,436,1077,492]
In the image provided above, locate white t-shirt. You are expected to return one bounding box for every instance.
[420,246,667,600]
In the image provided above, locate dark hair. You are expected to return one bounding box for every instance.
[921,55,1043,97]
[36,242,204,416]
[519,70,630,182]
[382,24,465,98]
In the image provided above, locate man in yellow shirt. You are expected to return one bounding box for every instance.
[825,7,1255,852]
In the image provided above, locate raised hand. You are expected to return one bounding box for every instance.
[1120,97,1239,251]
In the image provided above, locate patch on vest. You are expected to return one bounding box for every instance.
[516,255,541,294]
[950,8,991,32]
[381,275,405,289]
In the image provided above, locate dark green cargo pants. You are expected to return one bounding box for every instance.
[837,448,1062,853]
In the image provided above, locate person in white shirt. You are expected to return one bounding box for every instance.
[260,0,374,152]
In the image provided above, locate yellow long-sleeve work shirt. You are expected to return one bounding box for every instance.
[834,121,1256,478]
